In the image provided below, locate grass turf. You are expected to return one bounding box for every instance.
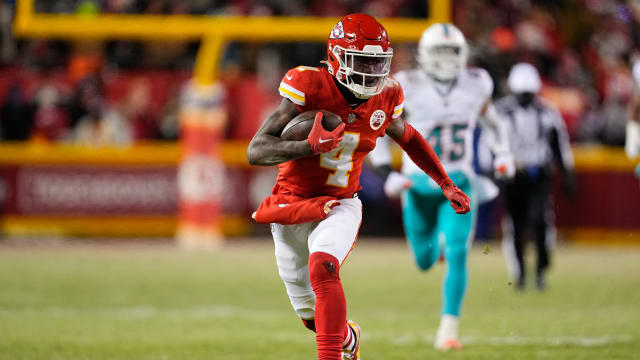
[0,240,638,360]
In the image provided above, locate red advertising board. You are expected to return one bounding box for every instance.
[1,166,177,216]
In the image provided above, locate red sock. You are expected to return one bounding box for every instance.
[301,318,352,349]
[309,252,346,360]
[301,319,350,340]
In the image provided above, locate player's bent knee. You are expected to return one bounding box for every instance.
[412,243,439,271]
[308,252,341,286]
[415,254,437,271]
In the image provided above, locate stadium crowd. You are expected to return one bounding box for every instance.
[0,0,637,147]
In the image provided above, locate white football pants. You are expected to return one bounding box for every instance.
[271,197,362,320]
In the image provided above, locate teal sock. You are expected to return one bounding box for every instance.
[442,242,467,316]
[435,171,475,317]
[403,171,475,316]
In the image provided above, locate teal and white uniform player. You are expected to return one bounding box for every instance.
[368,23,515,351]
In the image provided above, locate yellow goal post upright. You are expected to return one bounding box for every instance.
[13,0,451,248]
[14,0,451,84]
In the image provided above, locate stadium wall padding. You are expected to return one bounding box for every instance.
[0,142,637,241]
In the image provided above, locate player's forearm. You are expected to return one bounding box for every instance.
[391,122,452,188]
[482,103,510,154]
[247,135,312,166]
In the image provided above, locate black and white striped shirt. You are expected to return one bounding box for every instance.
[495,95,573,171]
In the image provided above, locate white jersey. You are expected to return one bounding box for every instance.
[394,67,493,175]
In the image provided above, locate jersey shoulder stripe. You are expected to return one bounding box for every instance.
[279,81,305,106]
[383,76,405,119]
[293,65,320,72]
[392,101,404,119]
[279,66,326,106]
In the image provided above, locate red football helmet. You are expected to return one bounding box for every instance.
[327,13,393,99]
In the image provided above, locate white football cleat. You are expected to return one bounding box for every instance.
[434,314,462,351]
[342,320,361,360]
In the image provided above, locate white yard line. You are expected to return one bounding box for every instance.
[477,335,633,347]
[0,306,634,348]
[273,332,634,347]
[0,305,285,320]
[384,333,633,347]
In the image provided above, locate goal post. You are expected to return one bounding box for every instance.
[14,0,451,84]
[12,0,450,247]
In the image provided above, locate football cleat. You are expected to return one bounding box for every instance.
[342,320,361,360]
[435,338,462,351]
[434,315,462,351]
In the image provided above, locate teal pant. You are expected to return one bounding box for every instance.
[403,171,476,317]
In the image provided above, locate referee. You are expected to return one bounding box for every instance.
[495,63,575,291]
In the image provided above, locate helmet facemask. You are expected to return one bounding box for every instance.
[331,44,393,99]
[419,44,466,83]
[417,23,469,83]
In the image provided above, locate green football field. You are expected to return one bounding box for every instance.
[1,239,638,360]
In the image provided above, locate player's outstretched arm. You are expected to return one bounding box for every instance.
[479,100,515,179]
[247,99,313,166]
[386,117,471,214]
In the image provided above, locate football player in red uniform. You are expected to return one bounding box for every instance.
[247,14,470,360]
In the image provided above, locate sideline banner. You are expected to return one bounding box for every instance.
[0,164,178,237]
[0,142,251,238]
[4,166,176,215]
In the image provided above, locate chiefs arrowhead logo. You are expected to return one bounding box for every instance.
[329,21,344,39]
[370,109,386,130]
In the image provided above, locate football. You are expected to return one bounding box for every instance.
[280,110,343,141]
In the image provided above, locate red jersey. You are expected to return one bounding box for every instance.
[275,66,404,198]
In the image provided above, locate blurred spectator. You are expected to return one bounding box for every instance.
[73,103,132,145]
[120,77,158,140]
[0,0,16,64]
[0,0,638,148]
[157,87,181,140]
[71,75,133,145]
[223,45,282,140]
[68,41,104,84]
[31,84,71,142]
[0,83,34,140]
